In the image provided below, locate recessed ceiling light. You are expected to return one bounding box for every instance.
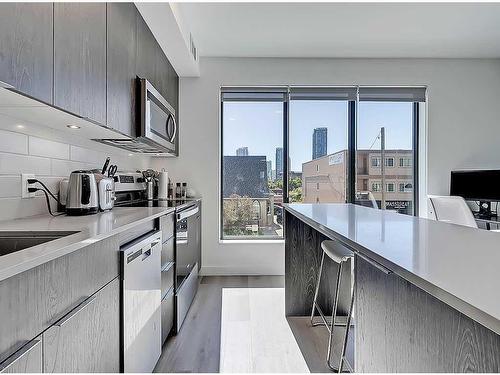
[15,124,25,129]
[128,153,133,156]
[67,125,80,129]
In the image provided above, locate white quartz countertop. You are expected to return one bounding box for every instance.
[0,207,175,282]
[284,203,500,335]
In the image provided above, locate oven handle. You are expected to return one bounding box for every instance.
[177,206,199,221]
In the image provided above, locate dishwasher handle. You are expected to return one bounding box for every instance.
[177,205,199,221]
[122,231,161,266]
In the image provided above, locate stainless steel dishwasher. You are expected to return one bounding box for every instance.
[121,231,162,373]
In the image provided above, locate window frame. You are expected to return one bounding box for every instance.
[220,95,287,241]
[220,86,422,241]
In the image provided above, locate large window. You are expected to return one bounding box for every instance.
[289,101,349,204]
[221,90,285,240]
[356,86,424,215]
[221,86,425,240]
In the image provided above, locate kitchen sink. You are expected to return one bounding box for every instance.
[0,231,79,257]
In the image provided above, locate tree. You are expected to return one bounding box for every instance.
[289,177,302,191]
[289,187,302,203]
[223,194,254,229]
[268,179,283,190]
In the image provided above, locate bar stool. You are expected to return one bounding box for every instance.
[310,240,355,373]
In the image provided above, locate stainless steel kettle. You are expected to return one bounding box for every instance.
[66,170,99,215]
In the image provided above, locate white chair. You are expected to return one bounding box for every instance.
[428,195,478,228]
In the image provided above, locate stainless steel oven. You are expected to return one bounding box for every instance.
[138,78,177,156]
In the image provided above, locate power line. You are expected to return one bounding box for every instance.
[368,129,381,150]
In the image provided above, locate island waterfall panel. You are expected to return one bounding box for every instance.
[355,256,500,372]
[284,208,500,372]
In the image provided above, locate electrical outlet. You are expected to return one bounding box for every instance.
[21,174,35,199]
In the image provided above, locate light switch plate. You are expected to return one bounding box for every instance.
[21,174,35,199]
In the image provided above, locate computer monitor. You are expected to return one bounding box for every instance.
[450,169,500,217]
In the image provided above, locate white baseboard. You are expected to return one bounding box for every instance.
[200,265,284,276]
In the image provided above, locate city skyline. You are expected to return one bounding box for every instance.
[223,100,413,172]
[236,146,249,156]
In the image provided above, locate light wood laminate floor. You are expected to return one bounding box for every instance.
[154,276,333,373]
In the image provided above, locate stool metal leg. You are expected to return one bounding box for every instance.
[326,261,344,371]
[310,243,355,373]
[337,277,355,373]
[310,251,325,326]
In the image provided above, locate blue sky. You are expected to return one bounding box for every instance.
[223,101,413,172]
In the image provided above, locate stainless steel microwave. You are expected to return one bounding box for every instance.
[138,78,178,156]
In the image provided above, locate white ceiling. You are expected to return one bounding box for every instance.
[178,3,500,58]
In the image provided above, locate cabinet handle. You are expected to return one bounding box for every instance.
[0,340,40,372]
[55,295,97,327]
[356,253,393,275]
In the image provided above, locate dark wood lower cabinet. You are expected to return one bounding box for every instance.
[0,338,42,373]
[43,278,120,373]
[0,236,119,363]
[355,255,500,372]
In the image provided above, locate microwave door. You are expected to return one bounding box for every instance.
[146,99,175,148]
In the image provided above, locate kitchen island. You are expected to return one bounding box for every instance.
[284,203,500,372]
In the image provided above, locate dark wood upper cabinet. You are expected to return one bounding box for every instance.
[169,63,179,115]
[54,3,107,125]
[0,3,179,147]
[156,49,179,115]
[107,3,137,136]
[136,11,158,90]
[156,51,170,104]
[136,8,179,112]
[0,3,53,103]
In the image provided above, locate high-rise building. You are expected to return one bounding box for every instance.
[236,147,249,156]
[275,147,283,179]
[312,127,328,160]
[266,160,272,180]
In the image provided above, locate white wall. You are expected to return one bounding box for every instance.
[152,57,500,275]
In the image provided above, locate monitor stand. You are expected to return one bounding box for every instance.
[477,201,496,219]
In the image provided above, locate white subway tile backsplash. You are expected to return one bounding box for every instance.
[34,176,65,199]
[0,127,153,221]
[0,196,57,221]
[0,176,21,198]
[0,153,51,175]
[0,130,28,154]
[70,145,107,164]
[51,159,95,176]
[29,136,70,160]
